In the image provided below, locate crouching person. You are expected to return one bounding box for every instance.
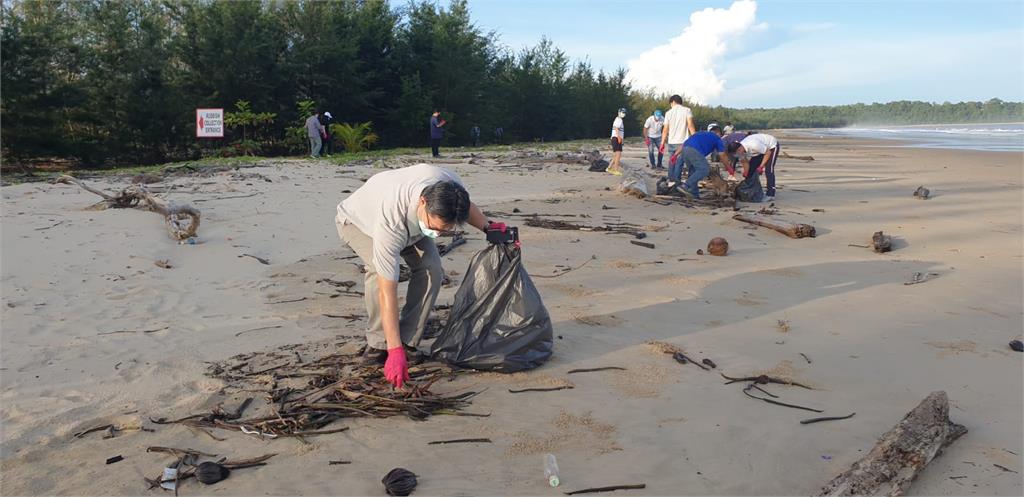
[335,164,497,388]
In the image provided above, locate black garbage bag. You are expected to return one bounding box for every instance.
[430,244,553,372]
[734,171,764,203]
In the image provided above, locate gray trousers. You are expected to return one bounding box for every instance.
[336,221,443,350]
[309,135,322,157]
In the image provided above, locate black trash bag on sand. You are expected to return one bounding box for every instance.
[734,171,764,203]
[430,244,553,372]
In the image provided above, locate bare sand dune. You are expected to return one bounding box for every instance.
[1,134,1021,495]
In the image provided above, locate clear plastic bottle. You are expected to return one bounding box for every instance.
[544,453,560,487]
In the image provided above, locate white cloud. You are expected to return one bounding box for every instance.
[625,0,759,104]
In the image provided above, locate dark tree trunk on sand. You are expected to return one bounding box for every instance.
[732,214,816,239]
[817,391,966,497]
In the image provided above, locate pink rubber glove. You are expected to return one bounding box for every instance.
[383,347,409,388]
[659,144,665,154]
[757,166,765,174]
[487,221,507,233]
[644,137,650,146]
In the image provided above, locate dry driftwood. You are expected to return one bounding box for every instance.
[732,214,816,239]
[872,231,892,253]
[816,391,966,497]
[56,175,200,240]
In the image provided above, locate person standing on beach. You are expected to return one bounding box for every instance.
[306,111,326,158]
[660,95,696,189]
[607,107,626,176]
[643,110,665,169]
[723,122,735,135]
[335,164,504,388]
[429,110,446,158]
[321,112,334,157]
[470,125,481,147]
[671,124,727,198]
[728,132,781,201]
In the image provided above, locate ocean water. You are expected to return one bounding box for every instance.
[811,123,1024,152]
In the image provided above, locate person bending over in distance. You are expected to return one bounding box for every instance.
[727,132,781,202]
[643,110,665,169]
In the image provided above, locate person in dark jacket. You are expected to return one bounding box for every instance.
[429,110,446,158]
[321,111,334,157]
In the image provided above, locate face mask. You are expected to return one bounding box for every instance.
[418,220,440,239]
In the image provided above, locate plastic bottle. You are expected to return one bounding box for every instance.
[544,453,560,487]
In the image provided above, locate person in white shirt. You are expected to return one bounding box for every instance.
[643,110,665,168]
[727,133,781,201]
[335,164,504,387]
[607,108,626,176]
[659,95,696,188]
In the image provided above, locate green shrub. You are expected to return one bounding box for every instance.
[331,121,379,153]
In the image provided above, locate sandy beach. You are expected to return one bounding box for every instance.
[1,133,1021,496]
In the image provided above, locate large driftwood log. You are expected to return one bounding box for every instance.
[56,175,200,240]
[817,391,966,497]
[732,214,816,238]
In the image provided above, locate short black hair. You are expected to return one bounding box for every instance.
[708,125,721,134]
[421,181,470,225]
[669,95,683,105]
[727,142,743,153]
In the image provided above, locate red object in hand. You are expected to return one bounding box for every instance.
[488,221,507,233]
[383,347,409,388]
[757,167,765,174]
[644,137,650,146]
[439,119,447,126]
[659,144,666,154]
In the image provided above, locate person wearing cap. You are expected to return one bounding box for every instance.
[670,124,727,198]
[643,110,665,169]
[321,111,334,157]
[335,163,505,388]
[607,108,626,176]
[659,95,696,190]
[429,110,446,158]
[727,132,781,202]
[306,111,326,158]
[723,122,735,135]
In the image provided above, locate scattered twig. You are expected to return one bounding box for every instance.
[267,297,307,304]
[427,438,492,445]
[630,240,655,249]
[801,413,855,425]
[848,243,871,248]
[567,367,626,374]
[329,460,351,465]
[322,313,363,321]
[993,464,1018,474]
[720,372,813,389]
[193,193,260,202]
[531,255,596,279]
[799,352,813,364]
[35,220,66,231]
[742,384,822,412]
[239,253,270,265]
[97,326,168,336]
[672,352,709,370]
[106,455,124,464]
[508,386,574,393]
[564,484,647,495]
[235,325,283,337]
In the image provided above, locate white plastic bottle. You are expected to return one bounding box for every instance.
[544,453,560,487]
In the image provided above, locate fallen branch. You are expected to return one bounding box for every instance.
[801,413,856,425]
[720,372,813,389]
[742,384,823,413]
[530,255,596,279]
[427,438,492,445]
[235,325,283,337]
[56,175,200,240]
[733,214,816,239]
[239,253,270,265]
[567,367,626,374]
[508,386,574,393]
[817,391,966,496]
[97,326,168,336]
[564,484,647,495]
[782,151,815,161]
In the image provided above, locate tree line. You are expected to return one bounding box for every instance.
[2,0,1020,167]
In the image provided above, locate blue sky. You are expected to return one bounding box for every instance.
[462,0,1024,108]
